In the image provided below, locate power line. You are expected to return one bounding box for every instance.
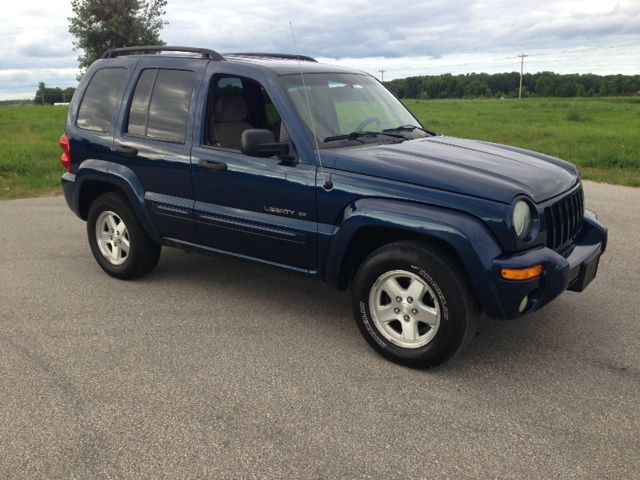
[521,41,640,59]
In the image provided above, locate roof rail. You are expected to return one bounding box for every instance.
[225,52,317,63]
[101,46,225,61]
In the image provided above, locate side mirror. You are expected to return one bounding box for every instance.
[241,129,291,159]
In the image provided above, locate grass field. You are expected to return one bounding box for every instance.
[0,97,638,199]
[0,106,68,198]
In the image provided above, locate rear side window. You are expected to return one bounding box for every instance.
[77,68,127,132]
[127,69,195,143]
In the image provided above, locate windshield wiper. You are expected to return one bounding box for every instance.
[323,130,406,143]
[383,124,435,136]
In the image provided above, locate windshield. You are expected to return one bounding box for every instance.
[279,73,427,147]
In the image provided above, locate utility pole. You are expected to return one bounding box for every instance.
[379,69,385,82]
[518,52,528,99]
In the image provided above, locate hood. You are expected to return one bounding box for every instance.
[328,136,579,204]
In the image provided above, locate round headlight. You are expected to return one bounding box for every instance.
[513,200,532,239]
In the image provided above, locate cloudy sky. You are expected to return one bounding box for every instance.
[0,0,639,99]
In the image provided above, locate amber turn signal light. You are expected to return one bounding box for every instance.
[500,264,544,281]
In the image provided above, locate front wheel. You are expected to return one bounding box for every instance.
[87,192,161,279]
[351,241,477,368]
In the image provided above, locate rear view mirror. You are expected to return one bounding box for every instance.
[241,129,290,159]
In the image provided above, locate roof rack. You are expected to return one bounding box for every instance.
[101,46,225,61]
[225,52,317,63]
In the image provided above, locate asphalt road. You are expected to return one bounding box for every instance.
[1,181,638,479]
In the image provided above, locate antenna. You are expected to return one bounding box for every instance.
[289,21,332,190]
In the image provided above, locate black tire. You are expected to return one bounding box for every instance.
[87,192,161,280]
[351,240,478,369]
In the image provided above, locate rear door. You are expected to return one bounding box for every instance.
[190,65,318,271]
[112,59,205,243]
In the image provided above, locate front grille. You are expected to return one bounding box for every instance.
[544,187,584,250]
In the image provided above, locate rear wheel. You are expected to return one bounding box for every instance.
[87,192,160,279]
[351,240,477,368]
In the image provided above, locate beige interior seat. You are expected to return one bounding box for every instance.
[212,96,253,149]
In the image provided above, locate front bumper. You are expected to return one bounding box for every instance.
[491,209,607,319]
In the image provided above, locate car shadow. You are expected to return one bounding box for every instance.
[143,247,580,375]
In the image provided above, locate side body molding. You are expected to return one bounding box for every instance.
[323,198,506,318]
[72,159,161,240]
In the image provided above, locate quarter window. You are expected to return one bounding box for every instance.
[77,68,127,132]
[127,69,195,143]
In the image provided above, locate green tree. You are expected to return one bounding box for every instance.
[33,82,76,104]
[69,0,168,71]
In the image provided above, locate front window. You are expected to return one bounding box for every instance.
[279,73,427,147]
[204,75,286,151]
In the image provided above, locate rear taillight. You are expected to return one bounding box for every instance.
[59,134,71,172]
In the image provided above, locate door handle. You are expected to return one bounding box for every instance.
[198,158,228,172]
[112,144,138,156]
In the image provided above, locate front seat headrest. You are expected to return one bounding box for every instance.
[214,96,248,123]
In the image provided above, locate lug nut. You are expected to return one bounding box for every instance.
[407,297,413,303]
[396,296,402,303]
[404,315,410,321]
[412,308,418,315]
[394,308,400,314]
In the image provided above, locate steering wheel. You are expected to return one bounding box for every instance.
[355,116,381,132]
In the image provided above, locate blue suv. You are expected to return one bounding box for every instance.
[60,46,607,368]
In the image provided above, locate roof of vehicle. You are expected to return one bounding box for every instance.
[99,46,366,76]
[225,56,363,75]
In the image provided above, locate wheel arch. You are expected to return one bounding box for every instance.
[338,225,467,288]
[74,159,160,240]
[324,198,506,318]
[78,180,119,220]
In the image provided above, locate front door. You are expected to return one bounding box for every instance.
[190,70,318,271]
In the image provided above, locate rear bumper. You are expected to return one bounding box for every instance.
[490,209,607,319]
[61,172,76,213]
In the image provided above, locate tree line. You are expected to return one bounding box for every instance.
[30,70,640,105]
[33,82,76,105]
[385,72,640,99]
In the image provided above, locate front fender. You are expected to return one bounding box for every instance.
[72,159,160,240]
[324,198,506,318]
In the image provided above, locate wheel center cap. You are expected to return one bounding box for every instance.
[400,302,411,314]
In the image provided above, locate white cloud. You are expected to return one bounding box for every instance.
[0,0,638,99]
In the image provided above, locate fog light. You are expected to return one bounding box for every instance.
[518,295,529,313]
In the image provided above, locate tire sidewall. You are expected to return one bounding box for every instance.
[352,247,472,367]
